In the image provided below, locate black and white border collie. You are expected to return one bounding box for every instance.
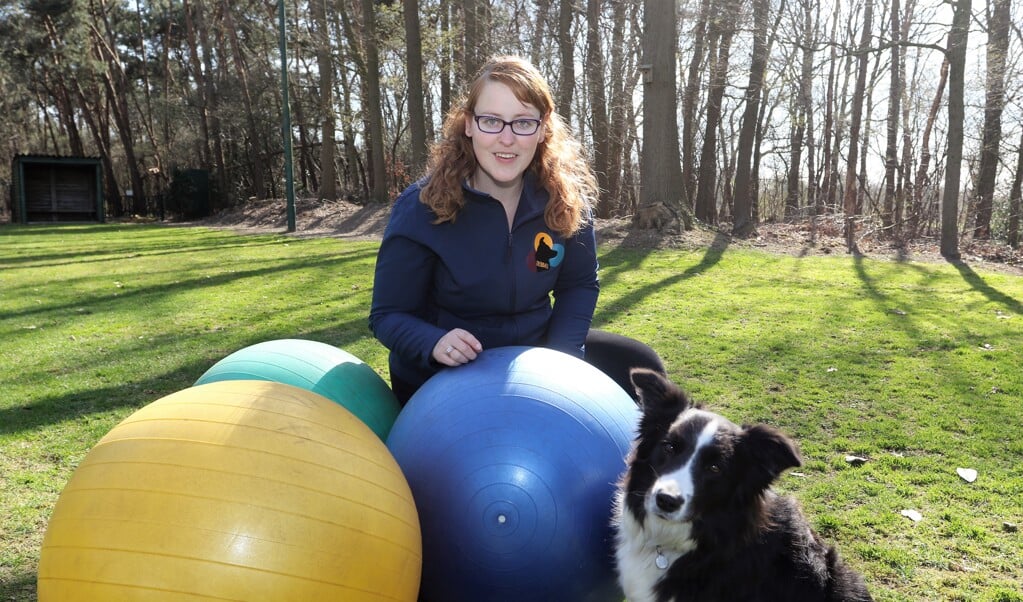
[614,369,873,602]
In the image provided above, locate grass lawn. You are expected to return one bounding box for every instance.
[2,223,1021,601]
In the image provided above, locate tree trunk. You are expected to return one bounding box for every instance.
[1008,128,1023,248]
[294,98,318,193]
[820,1,839,216]
[842,0,872,252]
[694,0,738,224]
[681,0,712,209]
[802,12,817,218]
[556,0,575,124]
[941,0,970,259]
[911,57,947,238]
[70,75,122,216]
[732,0,770,236]
[222,1,267,199]
[182,0,212,170]
[832,6,857,217]
[439,1,453,117]
[403,0,428,176]
[312,0,338,200]
[463,0,487,79]
[882,0,902,234]
[971,0,1010,239]
[90,0,146,215]
[637,0,688,230]
[38,20,85,157]
[859,44,883,216]
[531,0,552,65]
[786,1,816,221]
[585,0,611,217]
[361,0,388,203]
[606,0,635,214]
[896,0,917,241]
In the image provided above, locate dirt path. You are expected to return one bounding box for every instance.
[192,197,1023,276]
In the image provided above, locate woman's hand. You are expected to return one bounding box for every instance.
[432,328,483,366]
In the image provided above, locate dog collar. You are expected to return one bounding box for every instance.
[655,546,669,570]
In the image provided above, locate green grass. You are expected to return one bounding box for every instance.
[2,223,1022,601]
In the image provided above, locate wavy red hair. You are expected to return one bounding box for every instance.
[420,56,597,238]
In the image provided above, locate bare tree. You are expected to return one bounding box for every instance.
[842,0,872,252]
[463,0,488,78]
[531,0,552,65]
[786,0,818,220]
[910,56,947,238]
[360,0,387,203]
[585,0,611,217]
[882,0,902,235]
[694,0,741,224]
[637,0,687,230]
[556,0,575,124]
[940,0,970,259]
[311,0,337,200]
[90,0,148,215]
[732,0,772,236]
[819,0,841,216]
[7,0,1021,243]
[1008,128,1022,248]
[607,0,641,215]
[404,0,428,175]
[971,0,1010,239]
[681,0,712,209]
[895,0,918,240]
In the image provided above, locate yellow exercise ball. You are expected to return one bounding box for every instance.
[39,380,421,601]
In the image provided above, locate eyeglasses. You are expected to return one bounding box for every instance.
[473,114,542,136]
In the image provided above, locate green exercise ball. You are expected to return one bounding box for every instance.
[195,339,399,440]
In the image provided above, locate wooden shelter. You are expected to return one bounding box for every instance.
[11,155,104,224]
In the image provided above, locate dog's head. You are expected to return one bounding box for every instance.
[625,369,802,532]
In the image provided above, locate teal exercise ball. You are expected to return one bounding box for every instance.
[195,339,399,440]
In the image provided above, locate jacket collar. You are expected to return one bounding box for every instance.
[463,170,549,230]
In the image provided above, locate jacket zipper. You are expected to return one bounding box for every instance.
[506,230,516,317]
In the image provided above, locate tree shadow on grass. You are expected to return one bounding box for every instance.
[947,258,1023,315]
[596,231,731,325]
[849,253,1023,364]
[0,571,36,602]
[0,224,294,268]
[2,246,377,322]
[0,318,378,437]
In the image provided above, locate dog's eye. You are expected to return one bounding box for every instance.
[660,441,676,455]
[708,464,720,473]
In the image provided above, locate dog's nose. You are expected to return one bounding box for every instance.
[655,492,683,513]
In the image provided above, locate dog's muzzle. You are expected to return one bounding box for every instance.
[655,492,684,514]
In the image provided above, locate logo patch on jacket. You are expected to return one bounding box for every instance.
[528,232,564,272]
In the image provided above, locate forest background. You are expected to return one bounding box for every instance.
[1,0,1022,257]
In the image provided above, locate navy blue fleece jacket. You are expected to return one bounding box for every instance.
[369,173,599,389]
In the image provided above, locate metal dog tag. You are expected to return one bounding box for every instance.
[655,548,669,570]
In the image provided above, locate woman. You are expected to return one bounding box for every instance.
[370,55,663,404]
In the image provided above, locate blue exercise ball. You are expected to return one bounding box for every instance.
[385,346,639,601]
[195,339,400,440]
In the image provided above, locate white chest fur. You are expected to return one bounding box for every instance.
[614,496,696,602]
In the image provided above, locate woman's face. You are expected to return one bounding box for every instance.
[465,80,545,196]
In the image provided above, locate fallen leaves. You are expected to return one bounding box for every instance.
[901,509,923,522]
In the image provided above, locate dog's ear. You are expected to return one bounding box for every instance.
[630,368,692,415]
[737,424,802,490]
